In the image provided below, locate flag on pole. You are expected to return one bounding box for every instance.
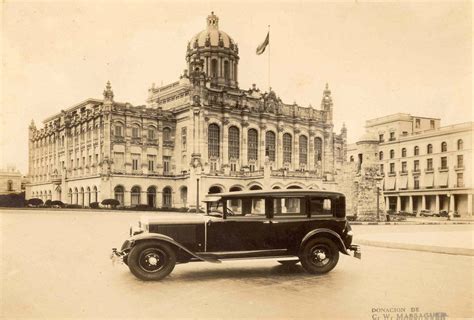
[256,31,269,55]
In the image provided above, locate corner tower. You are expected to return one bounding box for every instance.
[186,12,239,89]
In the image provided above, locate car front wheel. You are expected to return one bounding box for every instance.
[128,241,176,281]
[299,238,339,274]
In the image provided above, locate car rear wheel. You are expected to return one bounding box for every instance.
[299,238,339,274]
[128,241,176,281]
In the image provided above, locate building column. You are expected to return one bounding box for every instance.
[408,196,413,213]
[435,195,440,213]
[449,194,455,213]
[396,196,401,212]
[385,197,390,211]
[421,195,426,210]
[467,194,473,216]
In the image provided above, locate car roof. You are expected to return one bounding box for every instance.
[204,189,344,201]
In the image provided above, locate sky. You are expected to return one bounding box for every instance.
[1,0,472,174]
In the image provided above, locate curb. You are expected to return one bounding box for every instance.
[349,221,474,226]
[356,239,474,256]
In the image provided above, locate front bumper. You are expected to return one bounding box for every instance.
[348,244,362,259]
[110,248,127,265]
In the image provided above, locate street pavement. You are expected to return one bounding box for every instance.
[1,209,473,319]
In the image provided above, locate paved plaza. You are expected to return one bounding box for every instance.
[1,209,473,319]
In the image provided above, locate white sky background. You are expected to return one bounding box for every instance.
[0,0,472,174]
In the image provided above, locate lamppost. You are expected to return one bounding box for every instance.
[374,175,384,221]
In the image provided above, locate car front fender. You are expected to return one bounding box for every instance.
[301,228,350,255]
[122,232,221,264]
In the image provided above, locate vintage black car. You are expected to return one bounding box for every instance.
[111,190,361,281]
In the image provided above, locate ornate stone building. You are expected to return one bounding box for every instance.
[26,13,346,209]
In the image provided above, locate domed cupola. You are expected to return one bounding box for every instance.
[186,12,239,89]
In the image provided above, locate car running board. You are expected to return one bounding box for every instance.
[197,249,290,261]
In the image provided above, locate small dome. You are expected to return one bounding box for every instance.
[358,131,379,143]
[188,12,237,50]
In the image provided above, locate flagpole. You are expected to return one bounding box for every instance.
[268,25,271,91]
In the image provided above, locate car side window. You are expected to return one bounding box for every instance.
[227,198,266,217]
[273,197,307,217]
[310,197,332,216]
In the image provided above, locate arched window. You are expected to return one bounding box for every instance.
[265,131,276,161]
[247,129,258,161]
[299,135,308,165]
[131,186,141,206]
[350,156,354,162]
[379,151,384,160]
[74,187,78,204]
[114,124,123,137]
[211,59,218,78]
[414,146,419,156]
[163,127,171,141]
[441,141,447,152]
[401,148,407,157]
[92,186,98,203]
[180,187,188,208]
[390,149,395,159]
[114,186,124,205]
[147,186,156,207]
[283,133,292,164]
[224,60,230,80]
[315,137,323,162]
[7,180,13,191]
[68,188,73,204]
[86,187,91,206]
[457,139,463,150]
[163,187,172,208]
[208,124,220,158]
[132,125,140,138]
[427,144,433,154]
[148,126,155,140]
[79,187,84,206]
[228,126,240,160]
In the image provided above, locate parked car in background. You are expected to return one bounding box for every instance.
[111,189,361,281]
[438,210,449,218]
[419,209,440,217]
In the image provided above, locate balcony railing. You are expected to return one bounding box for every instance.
[438,166,449,172]
[454,165,464,171]
[387,171,396,177]
[424,168,434,173]
[399,170,408,175]
[454,183,465,188]
[412,169,421,174]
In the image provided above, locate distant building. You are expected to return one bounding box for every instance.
[347,113,473,216]
[0,166,23,195]
[25,13,346,209]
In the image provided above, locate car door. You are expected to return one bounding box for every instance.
[206,197,274,252]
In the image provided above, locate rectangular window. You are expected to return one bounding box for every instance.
[401,161,407,173]
[132,127,139,138]
[389,163,395,173]
[309,198,332,216]
[457,155,463,168]
[441,157,447,169]
[132,153,140,171]
[380,164,384,174]
[456,173,463,187]
[210,161,217,173]
[427,158,433,170]
[414,177,420,189]
[114,152,125,169]
[389,132,395,141]
[148,155,156,172]
[148,129,155,140]
[430,120,435,129]
[181,127,187,150]
[379,134,384,142]
[230,163,237,172]
[249,164,255,172]
[414,160,419,171]
[163,156,171,174]
[415,119,420,128]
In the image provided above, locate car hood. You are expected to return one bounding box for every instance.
[140,214,210,226]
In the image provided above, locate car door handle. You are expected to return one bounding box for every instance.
[263,220,279,224]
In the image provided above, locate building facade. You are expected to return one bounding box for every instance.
[0,166,23,195]
[347,113,473,216]
[26,13,346,209]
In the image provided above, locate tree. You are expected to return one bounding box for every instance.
[101,198,120,209]
[27,198,44,207]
